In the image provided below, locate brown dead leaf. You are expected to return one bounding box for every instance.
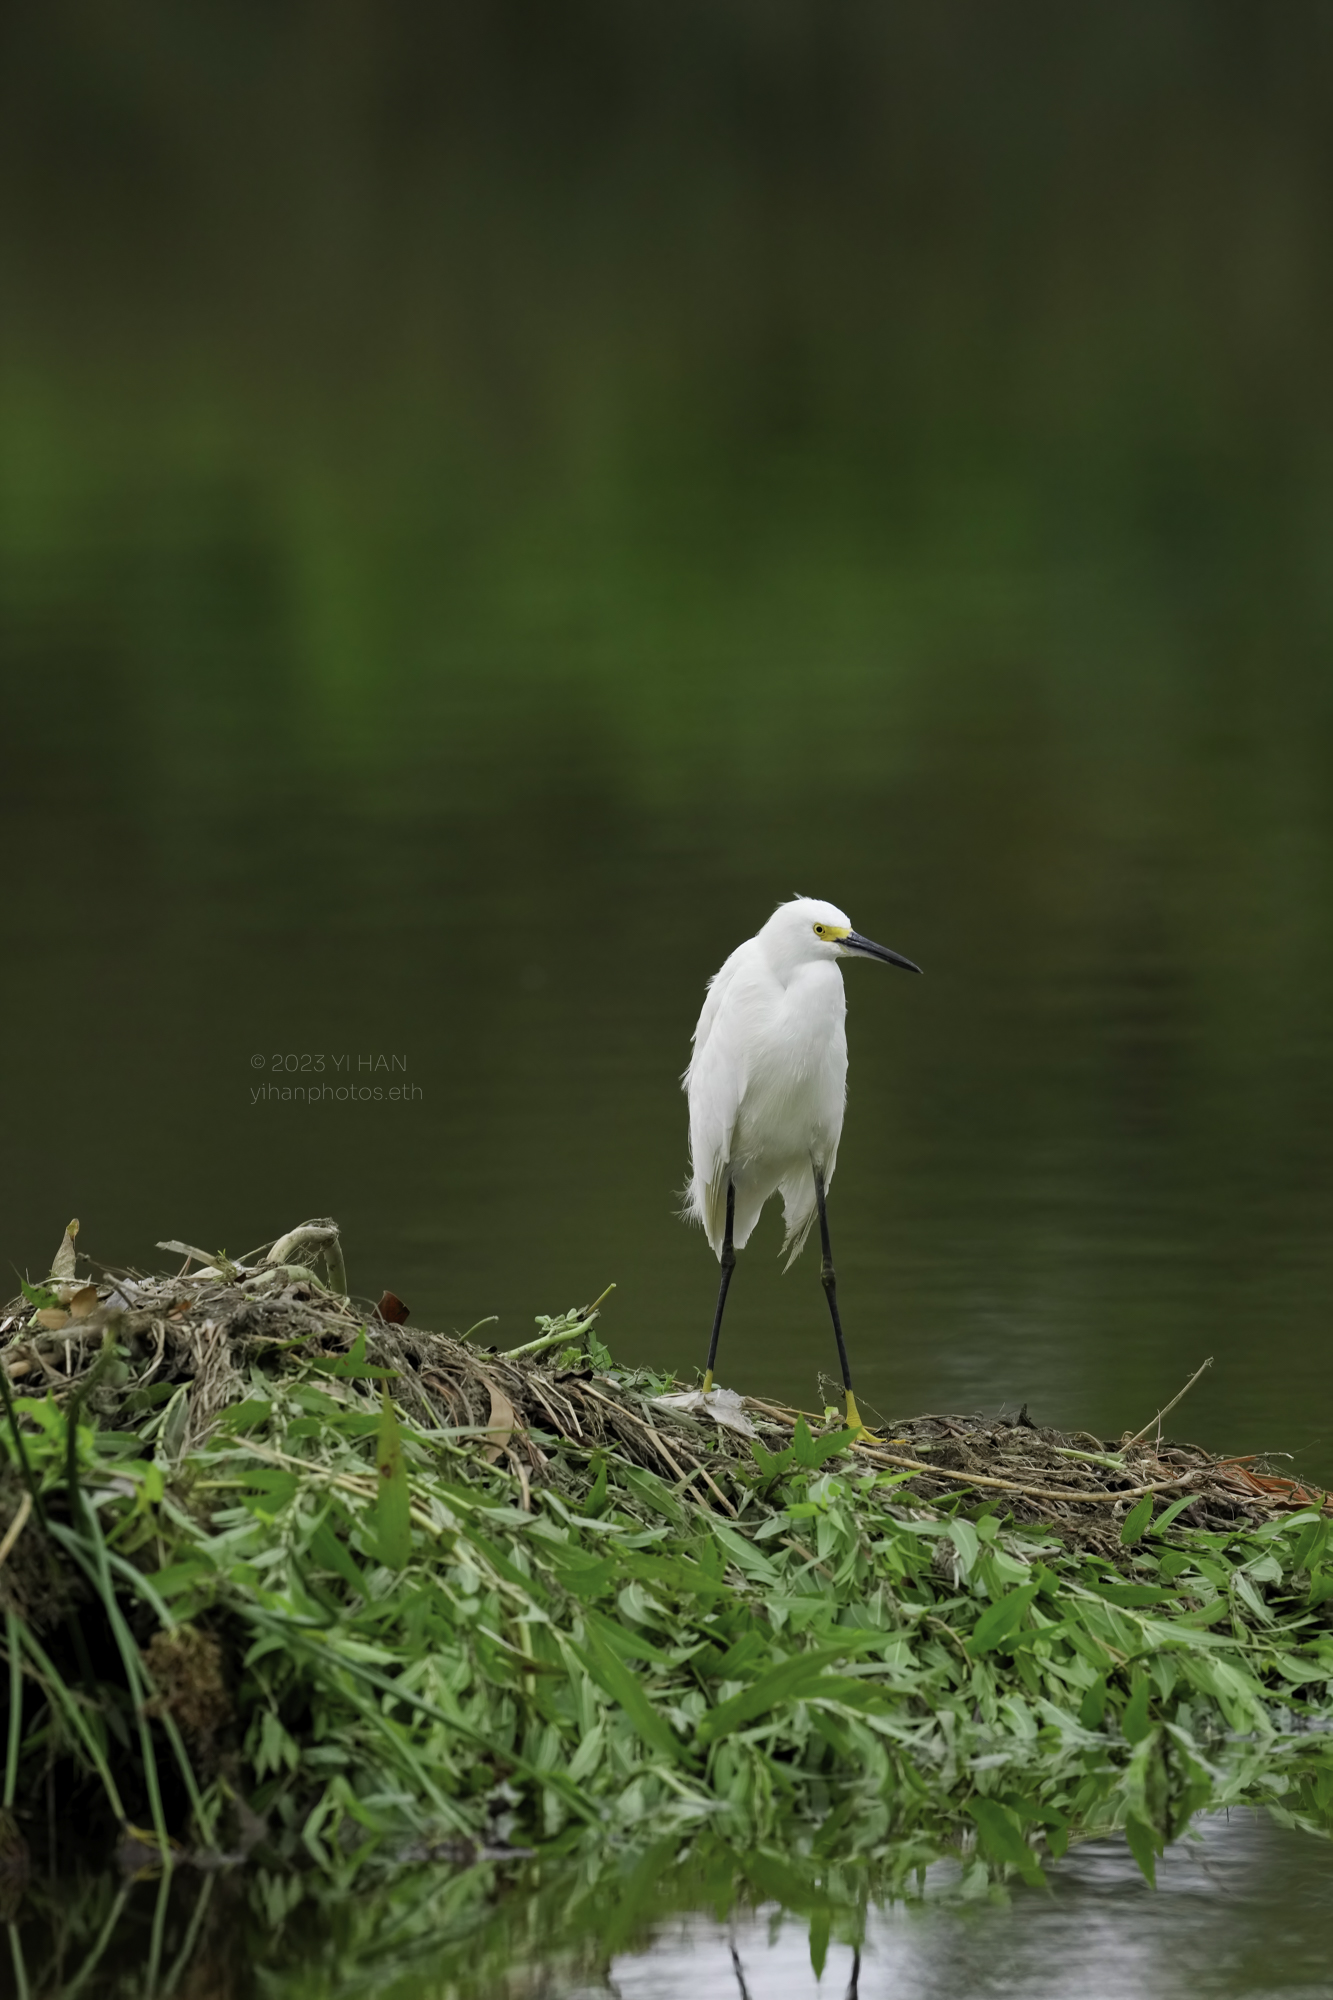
[32,1308,69,1331]
[375,1291,410,1325]
[67,1286,99,1320]
[50,1220,79,1285]
[481,1377,519,1463]
[1220,1460,1333,1511]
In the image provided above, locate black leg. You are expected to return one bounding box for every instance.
[702,1179,735,1392]
[814,1165,873,1435]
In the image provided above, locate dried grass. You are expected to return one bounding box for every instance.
[3,1219,1324,1557]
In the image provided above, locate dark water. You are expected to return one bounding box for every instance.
[5,2,1333,1985]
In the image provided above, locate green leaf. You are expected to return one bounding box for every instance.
[750,1438,795,1482]
[158,1384,191,1462]
[585,1609,678,1667]
[374,1388,412,1571]
[1120,1495,1154,1546]
[742,1850,824,1909]
[968,1583,1040,1655]
[456,1525,551,1600]
[1174,1597,1232,1629]
[1122,1673,1154,1744]
[1001,1793,1069,1838]
[309,1513,367,1594]
[240,1469,299,1513]
[615,1464,686,1525]
[1079,1675,1108,1729]
[1124,1813,1158,1886]
[308,1357,399,1382]
[1231,1572,1273,1625]
[541,1545,617,1599]
[965,1798,1043,1883]
[143,1559,216,1600]
[709,1630,770,1678]
[308,1330,399,1381]
[1293,1518,1330,1574]
[584,1453,609,1519]
[710,1521,782,1584]
[218,1398,275,1433]
[789,1416,855,1470]
[947,1518,980,1576]
[799,1675,887,1712]
[1090,1582,1179,1608]
[573,1626,684,1763]
[696,1646,853,1744]
[1149,1493,1200,1537]
[808,1908,830,1979]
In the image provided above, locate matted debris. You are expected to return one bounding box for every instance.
[2,1218,1325,1554]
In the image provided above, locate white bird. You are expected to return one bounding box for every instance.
[682,895,921,1437]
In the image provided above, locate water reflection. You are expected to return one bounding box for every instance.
[8,1813,1331,1999]
[589,1816,1333,2000]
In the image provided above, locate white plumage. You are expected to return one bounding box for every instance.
[684,896,852,1267]
[680,894,921,1430]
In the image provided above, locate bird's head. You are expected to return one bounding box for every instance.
[766,896,923,975]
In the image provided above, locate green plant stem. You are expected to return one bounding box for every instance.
[3,1611,21,1809]
[503,1319,598,1361]
[504,1286,615,1358]
[145,1863,172,1997]
[161,1875,215,1999]
[59,1886,131,2000]
[10,1621,126,1822]
[6,1924,28,2000]
[47,1519,174,1861]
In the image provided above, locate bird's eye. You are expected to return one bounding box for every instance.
[813,924,825,936]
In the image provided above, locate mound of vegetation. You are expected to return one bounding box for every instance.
[1,1219,1332,1902]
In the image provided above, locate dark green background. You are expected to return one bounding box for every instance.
[5,1,1333,1471]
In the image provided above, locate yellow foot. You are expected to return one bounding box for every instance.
[844,1392,881,1444]
[701,1369,714,1393]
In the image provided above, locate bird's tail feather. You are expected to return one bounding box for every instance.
[680,1164,729,1260]
[778,1166,819,1272]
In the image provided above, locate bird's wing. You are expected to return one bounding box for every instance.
[682,940,747,1083]
[682,943,756,1253]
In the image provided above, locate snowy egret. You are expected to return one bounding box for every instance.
[682,896,921,1436]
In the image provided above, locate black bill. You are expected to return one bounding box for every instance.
[843,932,922,974]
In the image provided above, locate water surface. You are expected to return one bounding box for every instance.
[10,1812,1333,2000]
[602,1817,1333,2000]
